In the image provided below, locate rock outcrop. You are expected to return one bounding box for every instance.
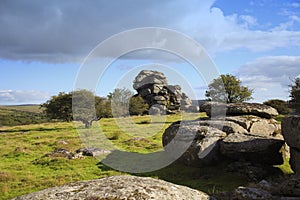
[163,102,284,166]
[200,102,279,119]
[282,116,300,174]
[13,175,214,200]
[133,70,195,114]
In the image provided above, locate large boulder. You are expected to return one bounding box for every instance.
[200,102,279,119]
[220,133,284,165]
[133,70,196,114]
[282,116,300,174]
[282,116,300,149]
[13,175,214,200]
[162,120,227,166]
[133,70,168,90]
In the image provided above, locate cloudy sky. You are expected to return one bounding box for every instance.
[0,0,300,105]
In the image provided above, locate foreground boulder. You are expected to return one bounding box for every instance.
[163,102,284,167]
[13,175,214,200]
[163,120,227,166]
[200,102,279,119]
[220,133,284,165]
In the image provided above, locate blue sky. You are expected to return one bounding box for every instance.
[0,0,300,105]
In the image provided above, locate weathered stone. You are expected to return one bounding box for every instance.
[234,186,273,200]
[282,116,300,149]
[290,147,300,174]
[250,120,277,136]
[133,70,194,114]
[224,115,281,137]
[220,133,284,165]
[13,175,214,200]
[201,102,279,119]
[75,148,111,157]
[162,121,227,166]
[198,120,248,134]
[45,148,74,159]
[133,70,168,90]
[280,177,300,197]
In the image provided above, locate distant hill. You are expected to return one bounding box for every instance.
[0,104,48,126]
[0,104,42,113]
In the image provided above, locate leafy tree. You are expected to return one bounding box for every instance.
[108,88,133,117]
[72,90,101,128]
[42,90,112,128]
[205,74,253,103]
[289,78,300,114]
[263,99,291,115]
[41,92,73,122]
[129,95,149,115]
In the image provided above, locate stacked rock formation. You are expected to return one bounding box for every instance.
[133,70,195,114]
[13,175,214,200]
[163,102,284,167]
[282,116,300,174]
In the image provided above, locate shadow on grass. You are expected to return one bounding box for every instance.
[96,150,252,194]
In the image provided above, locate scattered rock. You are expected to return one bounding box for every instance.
[220,133,284,165]
[44,148,74,159]
[75,148,111,157]
[200,102,279,119]
[234,186,273,200]
[13,175,214,200]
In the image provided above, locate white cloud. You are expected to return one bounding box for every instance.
[237,56,300,102]
[0,90,50,105]
[0,0,299,63]
[289,2,300,8]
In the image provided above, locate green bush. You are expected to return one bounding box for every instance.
[263,99,291,115]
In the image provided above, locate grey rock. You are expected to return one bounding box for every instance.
[75,148,111,157]
[133,70,168,90]
[282,116,300,149]
[280,177,300,197]
[13,175,214,200]
[198,120,248,134]
[201,102,279,119]
[162,121,227,166]
[45,148,74,159]
[290,148,300,174]
[220,133,284,165]
[225,115,280,136]
[234,186,273,200]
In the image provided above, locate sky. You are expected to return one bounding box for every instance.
[0,0,300,105]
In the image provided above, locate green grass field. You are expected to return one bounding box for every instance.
[0,113,292,199]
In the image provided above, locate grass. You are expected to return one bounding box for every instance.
[0,112,293,199]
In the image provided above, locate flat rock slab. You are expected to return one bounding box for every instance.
[13,175,214,200]
[220,133,284,165]
[200,102,278,119]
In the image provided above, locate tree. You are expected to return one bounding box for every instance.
[205,74,253,103]
[72,90,101,128]
[263,99,291,115]
[108,88,133,117]
[41,92,73,122]
[129,95,149,115]
[289,78,300,114]
[42,90,111,128]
